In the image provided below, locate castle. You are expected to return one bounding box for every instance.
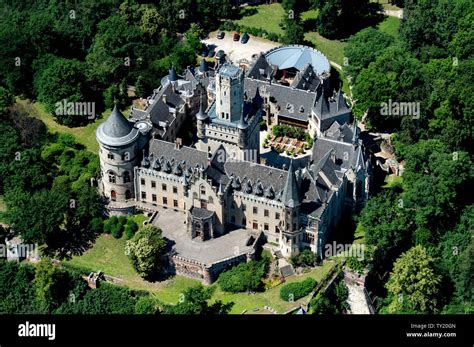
[96,45,371,283]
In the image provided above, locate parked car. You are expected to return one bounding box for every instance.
[207,48,215,58]
[241,32,249,44]
[216,50,225,60]
[233,32,240,41]
[217,31,225,39]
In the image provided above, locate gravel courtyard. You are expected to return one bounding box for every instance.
[202,30,279,64]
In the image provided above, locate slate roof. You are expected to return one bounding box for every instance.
[96,106,139,146]
[190,206,215,219]
[282,160,301,207]
[244,78,317,122]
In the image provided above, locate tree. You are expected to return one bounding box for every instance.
[310,293,336,314]
[34,57,88,126]
[135,295,160,314]
[0,87,14,117]
[281,16,305,45]
[218,259,269,293]
[126,225,167,278]
[344,28,394,80]
[162,285,232,314]
[385,245,442,313]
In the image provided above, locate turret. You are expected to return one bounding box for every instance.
[96,105,141,202]
[196,95,208,140]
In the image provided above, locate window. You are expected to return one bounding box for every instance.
[208,196,214,204]
[111,190,116,201]
[162,183,167,191]
[275,212,280,220]
[107,153,114,160]
[141,178,145,186]
[252,221,258,230]
[200,187,206,195]
[253,206,258,214]
[264,209,269,217]
[163,197,168,205]
[141,191,146,199]
[109,173,116,184]
[173,199,178,207]
[173,186,178,194]
[275,226,280,234]
[152,194,157,202]
[242,204,246,211]
[151,181,156,188]
[264,223,269,231]
[123,172,130,183]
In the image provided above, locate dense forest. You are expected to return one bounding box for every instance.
[344,0,473,313]
[0,0,472,315]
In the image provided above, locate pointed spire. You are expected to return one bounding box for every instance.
[199,58,208,73]
[169,66,178,82]
[196,94,208,120]
[237,111,248,130]
[282,160,301,208]
[336,88,348,112]
[315,85,330,117]
[253,86,263,105]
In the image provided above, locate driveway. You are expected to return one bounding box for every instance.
[202,31,279,64]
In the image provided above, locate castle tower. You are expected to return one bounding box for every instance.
[196,95,208,140]
[96,105,141,202]
[280,160,302,256]
[215,63,244,123]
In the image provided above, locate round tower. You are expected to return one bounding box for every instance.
[96,105,141,202]
[196,95,208,140]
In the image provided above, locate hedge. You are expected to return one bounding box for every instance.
[280,278,316,301]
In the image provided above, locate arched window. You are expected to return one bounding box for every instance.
[108,171,116,183]
[111,190,116,201]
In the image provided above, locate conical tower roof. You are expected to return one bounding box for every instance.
[196,95,208,121]
[282,160,301,208]
[96,105,139,147]
[199,59,208,73]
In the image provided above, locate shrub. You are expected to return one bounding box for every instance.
[290,249,316,268]
[117,216,127,226]
[279,278,316,301]
[218,259,269,293]
[111,223,123,239]
[126,219,139,233]
[124,225,135,240]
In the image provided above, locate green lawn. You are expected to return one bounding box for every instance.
[383,174,403,188]
[66,225,336,314]
[234,3,286,36]
[212,261,335,314]
[15,99,130,153]
[377,16,401,39]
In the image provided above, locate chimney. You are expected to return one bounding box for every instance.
[175,137,182,150]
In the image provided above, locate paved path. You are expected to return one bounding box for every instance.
[384,9,403,18]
